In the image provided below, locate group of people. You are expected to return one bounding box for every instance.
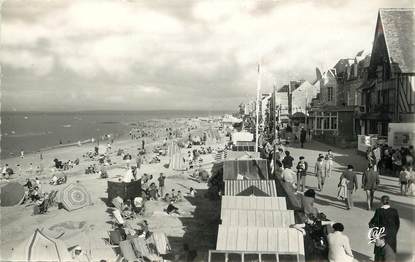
[367,144,414,177]
[278,149,334,194]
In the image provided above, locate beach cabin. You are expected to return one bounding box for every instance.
[224,180,277,196]
[208,226,305,262]
[232,141,256,152]
[223,159,268,180]
[225,151,260,160]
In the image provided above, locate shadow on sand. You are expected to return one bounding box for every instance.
[164,189,220,261]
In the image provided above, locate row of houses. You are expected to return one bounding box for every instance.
[310,8,414,146]
[240,8,414,147]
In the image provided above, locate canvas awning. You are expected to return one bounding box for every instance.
[212,226,305,256]
[224,180,277,196]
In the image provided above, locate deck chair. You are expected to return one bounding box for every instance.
[108,229,123,246]
[119,240,138,261]
[150,232,171,255]
[112,196,124,210]
[112,209,125,225]
[48,190,58,207]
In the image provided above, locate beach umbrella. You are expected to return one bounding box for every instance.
[0,182,25,206]
[11,228,71,262]
[60,183,91,211]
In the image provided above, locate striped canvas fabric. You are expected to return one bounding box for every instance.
[215,226,305,255]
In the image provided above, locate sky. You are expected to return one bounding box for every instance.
[0,0,413,111]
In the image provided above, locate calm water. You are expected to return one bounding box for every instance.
[1,110,227,159]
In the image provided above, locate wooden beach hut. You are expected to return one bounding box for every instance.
[220,209,295,228]
[233,141,256,152]
[223,159,268,180]
[208,226,305,262]
[224,180,277,196]
[221,196,287,211]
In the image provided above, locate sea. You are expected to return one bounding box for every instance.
[0,110,228,159]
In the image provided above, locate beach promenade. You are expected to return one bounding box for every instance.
[285,140,415,262]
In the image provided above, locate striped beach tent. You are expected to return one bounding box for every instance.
[168,141,186,171]
[11,229,72,262]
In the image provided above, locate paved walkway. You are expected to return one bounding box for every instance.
[285,140,414,262]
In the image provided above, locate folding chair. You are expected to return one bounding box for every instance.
[108,229,123,246]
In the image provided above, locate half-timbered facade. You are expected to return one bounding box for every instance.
[359,8,415,136]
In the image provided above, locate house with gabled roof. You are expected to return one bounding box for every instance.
[359,8,415,136]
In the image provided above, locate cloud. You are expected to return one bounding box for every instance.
[0,0,413,111]
[0,49,54,76]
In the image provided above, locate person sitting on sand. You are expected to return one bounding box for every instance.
[176,191,183,202]
[187,187,196,197]
[121,199,134,219]
[163,193,172,202]
[23,178,33,189]
[30,186,41,202]
[148,183,158,200]
[171,189,177,201]
[133,196,144,215]
[166,201,180,215]
[50,174,58,185]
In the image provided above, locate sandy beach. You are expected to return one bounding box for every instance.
[0,116,224,261]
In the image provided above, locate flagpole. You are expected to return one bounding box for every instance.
[255,63,261,153]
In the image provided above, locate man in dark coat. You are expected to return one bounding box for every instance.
[369,195,400,258]
[339,165,358,209]
[282,151,294,169]
[300,127,307,148]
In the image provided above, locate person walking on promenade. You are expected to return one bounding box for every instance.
[300,127,307,148]
[327,223,354,262]
[282,151,294,169]
[362,164,380,210]
[369,195,400,259]
[339,165,358,210]
[296,156,308,192]
[399,165,410,195]
[373,146,381,171]
[315,156,325,191]
[325,149,334,178]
